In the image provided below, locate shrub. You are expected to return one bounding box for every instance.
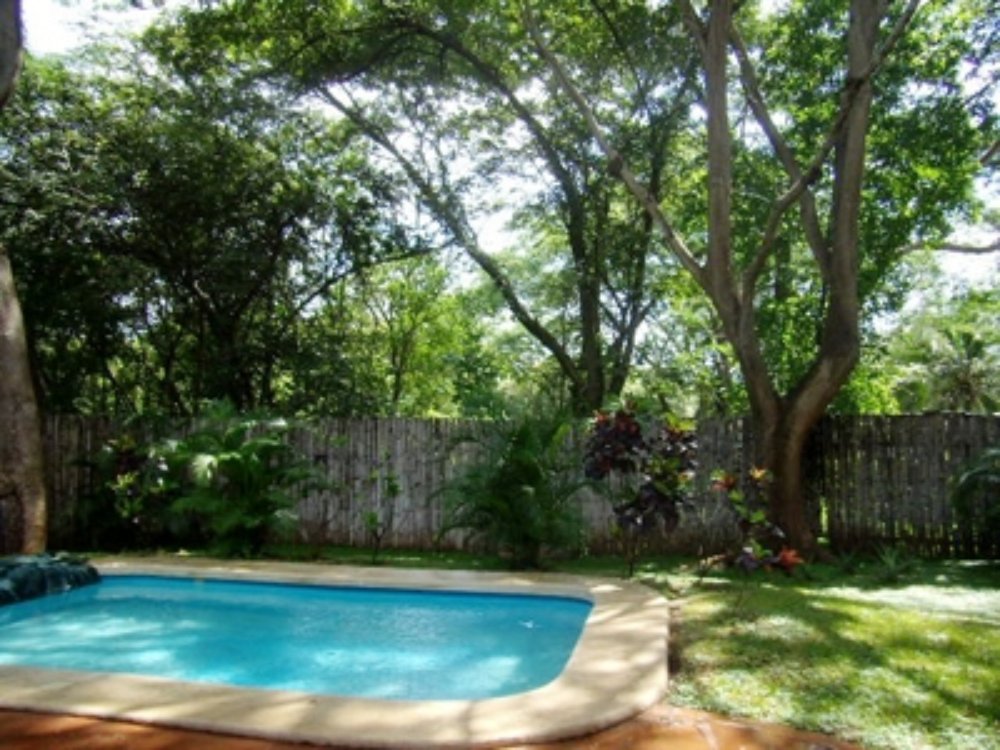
[710,467,803,575]
[78,431,190,551]
[952,446,1000,552]
[437,412,586,569]
[584,408,697,575]
[158,402,319,557]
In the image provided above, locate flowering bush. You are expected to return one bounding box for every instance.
[710,467,803,574]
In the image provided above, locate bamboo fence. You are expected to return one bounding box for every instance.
[37,413,1000,558]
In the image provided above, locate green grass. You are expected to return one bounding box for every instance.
[657,558,1000,750]
[115,545,1000,749]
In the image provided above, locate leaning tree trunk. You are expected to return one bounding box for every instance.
[0,0,47,554]
[0,248,47,554]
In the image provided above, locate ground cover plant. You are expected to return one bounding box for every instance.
[654,557,1000,750]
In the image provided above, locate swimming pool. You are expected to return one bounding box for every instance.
[0,559,668,747]
[0,574,592,700]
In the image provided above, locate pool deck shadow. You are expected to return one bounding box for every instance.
[0,704,864,750]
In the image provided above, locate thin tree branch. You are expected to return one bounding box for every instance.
[900,237,1000,255]
[728,24,827,278]
[677,0,707,60]
[317,86,586,394]
[981,138,1000,167]
[522,3,707,290]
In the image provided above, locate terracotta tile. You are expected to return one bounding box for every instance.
[0,706,863,750]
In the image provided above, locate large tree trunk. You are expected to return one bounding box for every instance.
[701,0,879,557]
[755,401,824,554]
[761,0,880,553]
[0,247,48,554]
[0,0,47,554]
[0,0,20,108]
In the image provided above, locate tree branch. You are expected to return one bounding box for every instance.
[317,86,586,395]
[981,138,1000,167]
[900,237,1000,255]
[728,24,827,282]
[522,2,707,290]
[677,0,707,60]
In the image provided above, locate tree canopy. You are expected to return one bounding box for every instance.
[3,0,998,552]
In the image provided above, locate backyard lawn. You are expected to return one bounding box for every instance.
[271,546,1000,750]
[647,557,1000,750]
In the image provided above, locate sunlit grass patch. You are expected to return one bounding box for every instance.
[668,568,1000,750]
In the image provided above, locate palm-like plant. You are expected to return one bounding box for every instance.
[437,413,586,569]
[160,402,317,557]
[952,447,1000,553]
[929,330,998,413]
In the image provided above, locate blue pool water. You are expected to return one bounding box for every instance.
[0,575,592,700]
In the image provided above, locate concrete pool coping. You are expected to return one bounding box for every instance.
[0,557,669,748]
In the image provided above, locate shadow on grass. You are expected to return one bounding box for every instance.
[663,569,1000,748]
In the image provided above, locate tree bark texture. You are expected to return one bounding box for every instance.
[0,0,21,108]
[0,247,48,554]
[746,0,883,555]
[0,0,47,554]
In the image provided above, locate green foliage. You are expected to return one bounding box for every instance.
[165,0,700,415]
[339,256,506,417]
[952,447,1000,549]
[6,0,996,429]
[0,51,426,417]
[77,430,187,551]
[888,287,1000,413]
[705,0,993,407]
[437,412,586,569]
[829,344,902,414]
[583,407,698,575]
[158,402,319,557]
[363,457,401,564]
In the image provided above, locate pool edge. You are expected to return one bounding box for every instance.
[0,557,669,748]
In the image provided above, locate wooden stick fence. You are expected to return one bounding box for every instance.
[39,413,1000,558]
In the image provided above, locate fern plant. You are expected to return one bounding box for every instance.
[158,402,318,557]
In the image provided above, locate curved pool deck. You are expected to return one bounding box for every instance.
[0,557,669,748]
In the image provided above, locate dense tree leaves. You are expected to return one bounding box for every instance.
[161,0,701,414]
[526,0,995,552]
[0,48,425,414]
[888,286,1000,412]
